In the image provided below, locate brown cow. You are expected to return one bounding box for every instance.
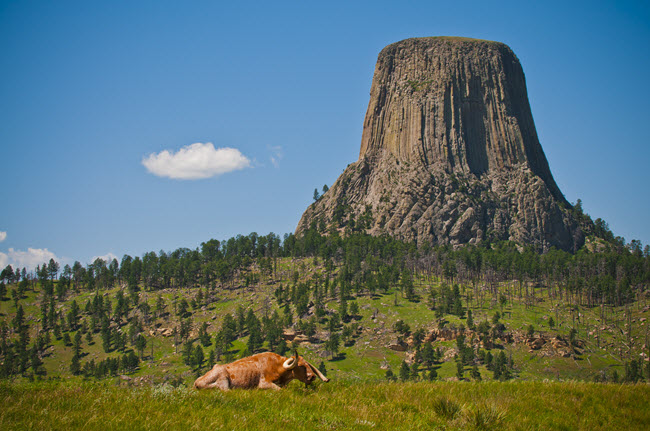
[193,351,329,390]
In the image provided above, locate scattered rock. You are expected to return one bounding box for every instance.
[387,339,408,351]
[527,337,546,350]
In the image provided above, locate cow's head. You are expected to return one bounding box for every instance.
[282,351,330,386]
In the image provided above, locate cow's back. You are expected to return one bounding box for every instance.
[194,352,285,390]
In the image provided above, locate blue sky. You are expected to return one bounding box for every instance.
[1,0,649,270]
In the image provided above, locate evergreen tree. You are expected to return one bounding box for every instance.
[264,311,283,351]
[493,351,510,380]
[70,353,81,375]
[410,361,419,381]
[466,309,474,330]
[422,342,436,367]
[193,345,204,370]
[236,306,246,335]
[275,339,288,356]
[182,342,193,366]
[325,332,340,359]
[456,360,464,380]
[198,322,211,347]
[177,298,189,318]
[30,345,45,376]
[453,296,463,317]
[246,310,263,353]
[101,327,111,353]
[155,295,166,318]
[399,360,410,382]
[470,365,482,381]
[135,334,147,359]
[318,360,327,377]
[12,305,25,332]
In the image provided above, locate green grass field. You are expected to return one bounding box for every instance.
[1,380,649,430]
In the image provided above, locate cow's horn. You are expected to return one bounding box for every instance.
[283,356,297,370]
[307,361,330,383]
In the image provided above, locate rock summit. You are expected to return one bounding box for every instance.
[297,37,583,251]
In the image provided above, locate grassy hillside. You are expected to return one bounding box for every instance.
[2,379,649,430]
[1,253,648,384]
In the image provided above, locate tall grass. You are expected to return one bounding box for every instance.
[1,380,649,430]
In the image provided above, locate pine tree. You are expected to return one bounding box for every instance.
[73,331,82,357]
[470,365,482,381]
[422,342,436,367]
[348,301,359,319]
[399,360,410,382]
[276,339,288,356]
[410,361,419,381]
[199,322,211,347]
[193,345,204,370]
[236,306,246,335]
[466,309,474,330]
[183,342,193,366]
[70,354,81,375]
[456,360,464,380]
[318,360,328,377]
[12,305,25,332]
[135,334,147,359]
[325,332,340,359]
[30,345,45,376]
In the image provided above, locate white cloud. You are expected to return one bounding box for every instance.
[269,145,283,168]
[0,247,59,271]
[0,231,6,242]
[90,252,119,265]
[142,142,251,179]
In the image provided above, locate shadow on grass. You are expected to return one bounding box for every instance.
[329,352,347,362]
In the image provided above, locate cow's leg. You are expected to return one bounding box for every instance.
[258,379,282,390]
[210,377,231,391]
[195,366,231,390]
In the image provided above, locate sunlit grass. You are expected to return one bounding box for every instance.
[1,380,649,430]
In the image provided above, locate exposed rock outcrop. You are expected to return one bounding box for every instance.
[296,37,583,251]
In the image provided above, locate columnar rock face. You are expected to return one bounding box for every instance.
[296,37,583,251]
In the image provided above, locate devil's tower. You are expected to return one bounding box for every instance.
[296,37,583,251]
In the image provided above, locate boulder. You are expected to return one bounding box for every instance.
[387,340,408,351]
